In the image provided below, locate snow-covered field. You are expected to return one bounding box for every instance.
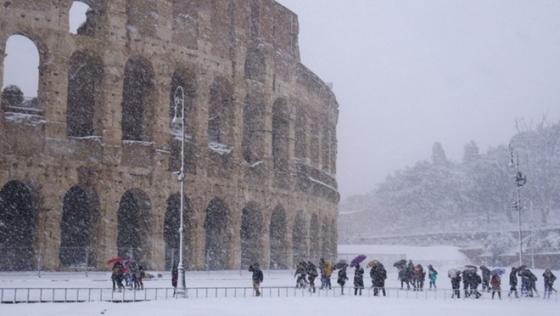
[1,245,558,315]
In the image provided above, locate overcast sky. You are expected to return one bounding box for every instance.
[278,0,560,198]
[3,1,560,199]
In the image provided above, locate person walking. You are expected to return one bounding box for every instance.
[307,261,318,293]
[543,269,556,299]
[171,265,178,297]
[324,260,333,290]
[480,265,491,292]
[353,264,364,296]
[428,264,438,289]
[249,263,264,296]
[337,265,348,295]
[508,267,519,298]
[111,261,124,291]
[450,271,461,299]
[490,274,502,299]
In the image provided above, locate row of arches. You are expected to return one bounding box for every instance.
[0,180,336,271]
[2,37,336,173]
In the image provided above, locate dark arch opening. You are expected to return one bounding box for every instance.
[240,203,263,268]
[204,198,231,270]
[292,211,308,266]
[207,78,233,145]
[269,206,288,269]
[320,217,330,261]
[163,193,193,270]
[242,93,265,164]
[67,51,103,137]
[272,98,289,173]
[0,181,37,270]
[117,189,151,264]
[59,186,99,267]
[295,106,307,159]
[244,47,266,83]
[121,57,155,141]
[310,213,320,262]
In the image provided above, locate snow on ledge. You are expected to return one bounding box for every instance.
[208,142,232,155]
[308,176,337,192]
[69,135,102,142]
[123,140,154,146]
[4,112,46,126]
[249,160,263,168]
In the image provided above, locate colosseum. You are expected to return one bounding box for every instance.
[0,0,339,271]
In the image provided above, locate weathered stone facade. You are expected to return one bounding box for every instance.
[0,0,339,270]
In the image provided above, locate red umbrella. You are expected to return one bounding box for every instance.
[106,256,123,265]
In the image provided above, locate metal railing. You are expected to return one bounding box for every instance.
[0,286,557,304]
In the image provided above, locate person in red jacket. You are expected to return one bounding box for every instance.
[491,274,501,299]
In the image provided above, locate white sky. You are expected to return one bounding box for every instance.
[278,0,560,197]
[3,1,560,198]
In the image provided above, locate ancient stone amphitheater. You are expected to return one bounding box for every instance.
[0,0,339,271]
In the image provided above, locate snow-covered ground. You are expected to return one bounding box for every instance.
[1,245,558,315]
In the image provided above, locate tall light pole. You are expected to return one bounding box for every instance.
[509,145,527,267]
[172,86,186,296]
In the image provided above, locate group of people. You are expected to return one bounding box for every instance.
[394,260,436,291]
[111,259,145,291]
[448,265,557,300]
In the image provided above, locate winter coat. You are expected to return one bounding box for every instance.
[324,262,333,278]
[307,263,318,278]
[509,269,518,287]
[252,268,264,283]
[354,266,364,288]
[429,269,438,282]
[451,276,461,289]
[337,268,348,285]
[171,268,178,288]
[490,275,501,290]
[543,272,556,286]
[480,266,491,282]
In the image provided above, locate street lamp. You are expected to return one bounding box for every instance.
[509,145,527,267]
[172,86,186,296]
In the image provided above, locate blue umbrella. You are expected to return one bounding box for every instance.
[350,255,367,267]
[491,268,505,276]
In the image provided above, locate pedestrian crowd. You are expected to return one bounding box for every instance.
[110,259,145,291]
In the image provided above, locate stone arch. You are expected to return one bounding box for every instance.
[240,202,263,268]
[320,216,331,260]
[66,50,103,137]
[204,198,232,270]
[272,98,290,173]
[292,210,308,266]
[59,186,99,267]
[69,1,98,36]
[310,115,320,166]
[1,35,40,110]
[0,180,39,270]
[330,218,337,259]
[294,106,307,159]
[269,205,288,269]
[207,77,234,146]
[242,93,266,163]
[245,47,266,83]
[321,124,331,172]
[117,189,152,264]
[121,56,155,141]
[309,213,320,262]
[163,193,193,270]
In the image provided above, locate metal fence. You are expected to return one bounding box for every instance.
[1,286,558,304]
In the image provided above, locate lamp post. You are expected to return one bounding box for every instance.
[509,145,527,267]
[172,86,186,296]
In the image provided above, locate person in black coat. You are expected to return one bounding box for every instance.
[508,267,518,298]
[480,265,491,292]
[337,266,348,295]
[171,265,178,296]
[450,272,461,299]
[371,264,387,296]
[307,261,318,293]
[543,269,557,299]
[249,263,264,296]
[354,264,365,296]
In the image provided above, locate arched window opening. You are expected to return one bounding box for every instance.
[244,47,266,83]
[0,181,37,271]
[292,211,308,266]
[242,94,265,164]
[204,198,231,270]
[164,193,193,270]
[1,35,39,114]
[121,57,155,141]
[272,98,289,172]
[309,213,320,262]
[117,190,151,264]
[320,217,331,260]
[269,206,288,269]
[310,116,320,166]
[330,218,337,259]
[69,1,97,36]
[59,186,99,267]
[240,203,263,268]
[207,78,233,149]
[295,106,307,159]
[67,51,103,137]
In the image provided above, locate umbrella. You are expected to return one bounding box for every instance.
[350,255,366,267]
[517,265,527,271]
[491,268,505,276]
[448,268,460,278]
[106,256,123,265]
[464,265,477,270]
[367,260,380,268]
[393,259,406,268]
[334,260,348,270]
